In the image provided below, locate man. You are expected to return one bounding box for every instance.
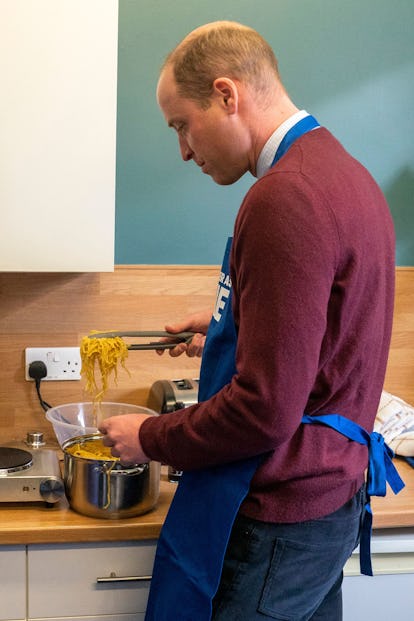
[100,21,396,620]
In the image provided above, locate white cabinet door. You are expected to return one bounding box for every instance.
[0,545,26,621]
[28,541,156,618]
[0,1,117,272]
[343,528,414,620]
[343,571,414,620]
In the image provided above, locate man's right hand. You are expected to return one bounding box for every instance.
[157,310,211,357]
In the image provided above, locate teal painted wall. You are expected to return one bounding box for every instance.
[115,0,414,265]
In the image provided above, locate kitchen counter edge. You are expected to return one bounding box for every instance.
[0,477,175,545]
[1,460,413,545]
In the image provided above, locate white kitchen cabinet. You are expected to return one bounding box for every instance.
[0,1,118,272]
[0,545,26,621]
[343,528,414,620]
[27,541,156,620]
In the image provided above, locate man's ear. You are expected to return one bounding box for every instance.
[212,78,238,113]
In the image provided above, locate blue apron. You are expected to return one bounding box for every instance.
[144,116,404,621]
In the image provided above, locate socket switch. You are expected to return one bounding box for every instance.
[25,347,81,381]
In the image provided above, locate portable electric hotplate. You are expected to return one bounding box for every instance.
[0,433,65,505]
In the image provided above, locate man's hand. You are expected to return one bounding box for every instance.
[98,413,153,465]
[157,309,212,357]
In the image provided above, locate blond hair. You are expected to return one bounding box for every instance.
[163,21,281,108]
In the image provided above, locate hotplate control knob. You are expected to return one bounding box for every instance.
[26,432,46,448]
[40,477,65,504]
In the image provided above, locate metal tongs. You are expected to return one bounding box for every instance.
[88,330,194,351]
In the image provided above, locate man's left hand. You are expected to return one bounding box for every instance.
[98,413,152,465]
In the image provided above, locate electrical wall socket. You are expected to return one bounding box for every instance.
[25,347,81,381]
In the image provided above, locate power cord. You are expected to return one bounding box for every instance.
[28,360,53,412]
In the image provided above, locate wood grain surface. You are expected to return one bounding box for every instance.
[0,473,176,545]
[0,459,413,545]
[0,266,412,444]
[0,265,217,444]
[0,266,413,543]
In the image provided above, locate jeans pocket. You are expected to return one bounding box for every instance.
[258,535,354,621]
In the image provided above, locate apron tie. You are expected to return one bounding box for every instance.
[302,413,405,575]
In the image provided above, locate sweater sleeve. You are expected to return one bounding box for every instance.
[140,168,339,470]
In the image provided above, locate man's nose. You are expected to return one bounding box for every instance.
[179,136,193,162]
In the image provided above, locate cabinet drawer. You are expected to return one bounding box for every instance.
[343,571,414,620]
[28,541,156,618]
[0,545,26,620]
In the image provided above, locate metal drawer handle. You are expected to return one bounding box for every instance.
[97,571,152,583]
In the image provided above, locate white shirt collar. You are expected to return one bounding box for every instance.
[256,110,310,179]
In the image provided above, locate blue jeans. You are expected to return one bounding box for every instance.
[212,485,365,621]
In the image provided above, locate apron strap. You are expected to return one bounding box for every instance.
[271,114,320,166]
[302,413,405,575]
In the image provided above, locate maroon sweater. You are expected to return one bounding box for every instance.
[140,128,395,523]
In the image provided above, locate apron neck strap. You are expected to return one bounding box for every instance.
[271,114,320,167]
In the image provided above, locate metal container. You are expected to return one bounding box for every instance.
[148,378,199,482]
[63,434,160,519]
[148,378,199,413]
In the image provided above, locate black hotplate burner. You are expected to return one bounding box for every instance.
[0,447,33,473]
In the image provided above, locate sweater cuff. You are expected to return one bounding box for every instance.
[139,414,163,462]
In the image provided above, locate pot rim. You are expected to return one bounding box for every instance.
[62,433,146,473]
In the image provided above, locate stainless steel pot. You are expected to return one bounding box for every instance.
[63,434,160,519]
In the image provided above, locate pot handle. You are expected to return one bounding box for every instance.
[98,462,112,509]
[97,462,148,509]
[117,463,147,475]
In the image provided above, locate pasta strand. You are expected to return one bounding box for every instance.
[80,332,130,402]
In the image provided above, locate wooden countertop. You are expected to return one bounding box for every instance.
[0,474,176,546]
[371,458,414,528]
[0,460,413,546]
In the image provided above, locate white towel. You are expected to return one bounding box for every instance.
[375,391,414,456]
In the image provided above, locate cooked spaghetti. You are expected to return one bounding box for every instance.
[65,437,119,461]
[80,332,130,403]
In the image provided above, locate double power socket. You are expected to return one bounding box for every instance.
[25,347,81,381]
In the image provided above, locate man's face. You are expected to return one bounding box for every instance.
[157,66,249,185]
